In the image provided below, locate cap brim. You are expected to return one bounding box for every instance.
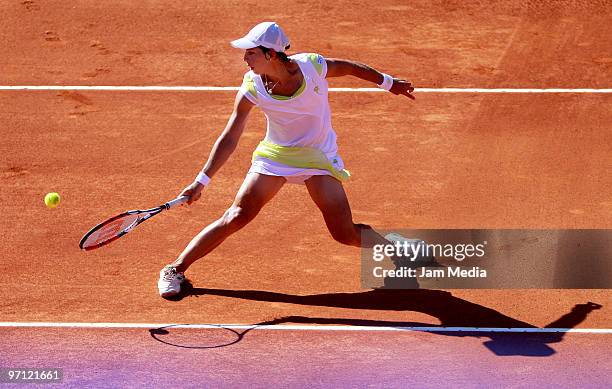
[230,38,258,49]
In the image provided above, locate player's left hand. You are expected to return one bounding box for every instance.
[390,79,415,100]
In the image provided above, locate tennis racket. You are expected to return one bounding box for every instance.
[79,196,189,251]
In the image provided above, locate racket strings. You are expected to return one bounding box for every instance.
[81,213,141,249]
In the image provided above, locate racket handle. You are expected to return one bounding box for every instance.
[164,196,189,210]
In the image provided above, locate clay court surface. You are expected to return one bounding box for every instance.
[1,1,611,387]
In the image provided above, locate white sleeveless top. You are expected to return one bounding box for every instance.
[239,53,339,159]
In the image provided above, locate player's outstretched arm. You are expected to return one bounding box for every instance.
[179,92,255,204]
[326,58,415,100]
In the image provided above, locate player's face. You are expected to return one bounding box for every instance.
[243,48,268,74]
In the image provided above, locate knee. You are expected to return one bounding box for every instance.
[220,205,258,230]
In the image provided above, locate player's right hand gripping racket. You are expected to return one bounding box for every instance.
[79,196,189,251]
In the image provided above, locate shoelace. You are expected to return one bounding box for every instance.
[162,268,178,282]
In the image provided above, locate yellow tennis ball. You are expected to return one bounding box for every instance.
[44,192,61,208]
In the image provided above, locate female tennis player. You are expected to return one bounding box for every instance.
[158,22,416,297]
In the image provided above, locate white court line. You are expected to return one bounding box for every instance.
[0,86,612,93]
[0,322,610,333]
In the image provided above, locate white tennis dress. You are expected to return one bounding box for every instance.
[239,53,345,184]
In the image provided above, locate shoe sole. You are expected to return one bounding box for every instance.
[160,290,179,298]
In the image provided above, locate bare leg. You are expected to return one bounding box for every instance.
[171,173,286,273]
[306,175,425,289]
[305,175,388,248]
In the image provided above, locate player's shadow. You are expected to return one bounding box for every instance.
[164,280,602,356]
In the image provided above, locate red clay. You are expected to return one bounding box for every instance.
[1,0,611,387]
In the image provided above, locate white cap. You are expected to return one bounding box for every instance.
[231,22,290,53]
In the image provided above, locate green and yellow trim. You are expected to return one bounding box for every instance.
[269,79,306,100]
[307,53,324,76]
[242,73,257,100]
[252,140,350,182]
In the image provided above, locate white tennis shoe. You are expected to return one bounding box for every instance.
[158,265,185,298]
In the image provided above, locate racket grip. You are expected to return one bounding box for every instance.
[165,196,189,210]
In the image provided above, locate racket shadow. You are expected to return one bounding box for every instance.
[148,316,288,350]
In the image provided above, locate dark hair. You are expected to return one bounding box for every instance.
[258,45,290,63]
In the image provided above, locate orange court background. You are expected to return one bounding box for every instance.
[1,0,611,387]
